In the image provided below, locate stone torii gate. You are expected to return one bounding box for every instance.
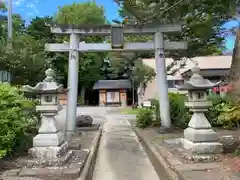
[45,24,187,136]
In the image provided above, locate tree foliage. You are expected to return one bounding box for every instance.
[117,0,236,57]
[0,83,39,158]
[54,2,106,26]
[0,13,47,86]
[53,2,107,92]
[107,52,156,89]
[111,0,237,90]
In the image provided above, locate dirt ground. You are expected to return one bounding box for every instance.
[0,130,98,179]
[129,119,240,175]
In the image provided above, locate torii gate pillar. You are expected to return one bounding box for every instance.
[155,31,171,129]
[66,33,79,137]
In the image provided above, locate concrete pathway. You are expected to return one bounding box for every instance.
[55,106,118,132]
[92,115,160,180]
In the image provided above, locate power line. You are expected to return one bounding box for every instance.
[113,0,186,25]
[140,0,185,24]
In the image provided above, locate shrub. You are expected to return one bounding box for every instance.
[218,103,240,129]
[136,108,153,128]
[147,93,240,130]
[205,94,230,127]
[149,98,160,121]
[169,93,190,128]
[0,83,39,159]
[150,93,190,128]
[77,96,85,106]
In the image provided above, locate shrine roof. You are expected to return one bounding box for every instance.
[143,55,232,78]
[93,80,131,90]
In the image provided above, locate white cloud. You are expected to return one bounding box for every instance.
[13,0,24,6]
[13,0,40,17]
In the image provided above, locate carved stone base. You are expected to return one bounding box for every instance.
[182,138,223,154]
[184,127,219,142]
[33,131,65,147]
[29,141,68,160]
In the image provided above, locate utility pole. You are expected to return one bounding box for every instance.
[7,0,12,46]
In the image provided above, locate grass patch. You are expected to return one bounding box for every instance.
[120,108,139,115]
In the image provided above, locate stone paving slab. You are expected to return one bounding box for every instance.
[92,115,160,180]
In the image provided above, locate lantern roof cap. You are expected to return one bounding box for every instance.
[22,68,63,93]
[176,66,221,90]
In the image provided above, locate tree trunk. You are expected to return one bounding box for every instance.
[228,28,240,103]
[229,28,240,81]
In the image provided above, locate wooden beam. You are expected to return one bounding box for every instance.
[50,24,182,35]
[45,41,187,52]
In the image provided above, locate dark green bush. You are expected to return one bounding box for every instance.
[149,98,160,121]
[0,83,39,159]
[205,94,230,127]
[169,93,190,128]
[211,94,240,129]
[136,108,153,128]
[77,96,85,106]
[147,93,240,130]
[217,104,240,129]
[149,93,190,128]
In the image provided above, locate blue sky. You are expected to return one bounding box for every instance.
[11,0,236,52]
[12,0,121,21]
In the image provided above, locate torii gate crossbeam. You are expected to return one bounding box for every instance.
[45,24,187,136]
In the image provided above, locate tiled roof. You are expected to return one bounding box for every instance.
[142,55,232,76]
[142,55,232,100]
[93,79,131,90]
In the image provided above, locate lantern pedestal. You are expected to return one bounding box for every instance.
[29,106,69,160]
[29,141,68,160]
[182,139,223,154]
[182,112,222,153]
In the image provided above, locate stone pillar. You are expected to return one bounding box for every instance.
[99,90,106,107]
[120,89,127,107]
[66,33,80,137]
[154,31,171,129]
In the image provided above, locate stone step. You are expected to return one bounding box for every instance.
[18,150,89,178]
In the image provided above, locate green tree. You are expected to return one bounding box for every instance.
[108,52,155,90]
[53,2,107,101]
[27,16,55,42]
[117,0,236,57]
[0,14,47,85]
[54,2,106,26]
[111,0,237,96]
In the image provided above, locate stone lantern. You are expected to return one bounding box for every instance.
[22,68,68,160]
[176,66,223,154]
